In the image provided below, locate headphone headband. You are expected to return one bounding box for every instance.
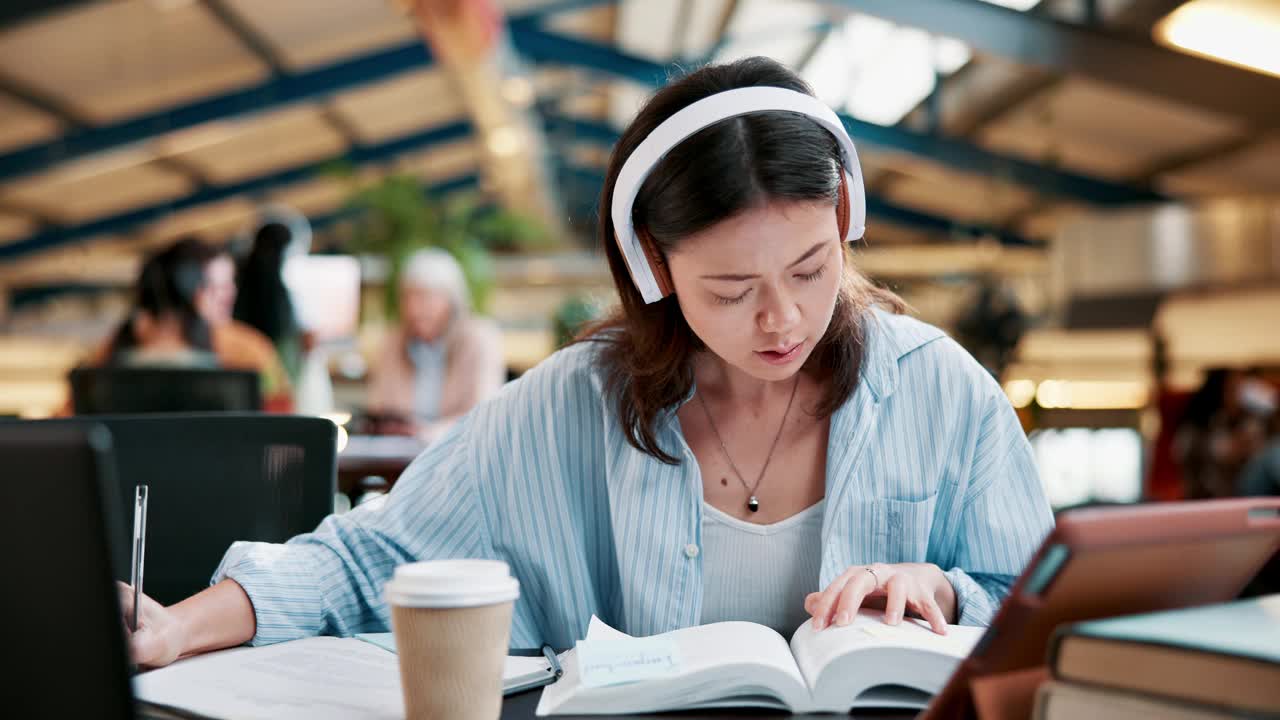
[611,86,867,304]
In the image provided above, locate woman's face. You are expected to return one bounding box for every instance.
[195,255,237,326]
[400,284,453,342]
[666,200,844,383]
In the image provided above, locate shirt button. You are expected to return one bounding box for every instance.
[684,544,700,558]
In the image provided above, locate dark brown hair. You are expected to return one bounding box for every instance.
[578,57,905,464]
[109,236,217,363]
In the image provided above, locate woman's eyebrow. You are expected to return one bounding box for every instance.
[699,241,827,281]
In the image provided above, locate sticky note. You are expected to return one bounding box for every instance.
[576,636,682,688]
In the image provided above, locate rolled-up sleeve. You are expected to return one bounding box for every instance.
[944,388,1054,626]
[212,418,494,646]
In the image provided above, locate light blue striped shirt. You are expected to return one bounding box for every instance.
[214,309,1053,649]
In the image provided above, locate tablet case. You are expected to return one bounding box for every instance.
[923,497,1280,720]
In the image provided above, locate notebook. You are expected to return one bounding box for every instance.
[536,611,984,715]
[1048,594,1280,715]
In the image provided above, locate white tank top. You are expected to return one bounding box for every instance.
[699,500,825,636]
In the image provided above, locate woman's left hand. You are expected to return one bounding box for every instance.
[804,563,956,635]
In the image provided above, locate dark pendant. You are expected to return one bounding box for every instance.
[748,496,760,513]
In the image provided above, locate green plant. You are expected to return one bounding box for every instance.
[552,293,602,348]
[339,171,552,316]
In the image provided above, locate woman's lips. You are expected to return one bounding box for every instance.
[755,341,803,366]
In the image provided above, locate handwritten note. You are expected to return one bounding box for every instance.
[576,636,682,688]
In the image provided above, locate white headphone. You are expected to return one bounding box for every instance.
[610,86,867,304]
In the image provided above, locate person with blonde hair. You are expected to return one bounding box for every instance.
[366,247,505,441]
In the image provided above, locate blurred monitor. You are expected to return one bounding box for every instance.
[70,367,261,414]
[1030,427,1144,509]
[283,254,361,346]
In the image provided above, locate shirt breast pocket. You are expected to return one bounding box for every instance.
[871,493,938,564]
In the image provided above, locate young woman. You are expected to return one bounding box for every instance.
[105,240,220,368]
[83,237,293,409]
[123,57,1052,667]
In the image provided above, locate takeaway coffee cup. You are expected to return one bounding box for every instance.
[386,559,520,720]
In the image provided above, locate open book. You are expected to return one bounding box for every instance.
[537,609,985,715]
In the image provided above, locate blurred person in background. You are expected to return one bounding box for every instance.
[1236,382,1280,597]
[1236,375,1279,497]
[233,222,304,382]
[1174,367,1273,499]
[366,247,504,442]
[103,240,219,368]
[84,237,293,410]
[197,243,293,411]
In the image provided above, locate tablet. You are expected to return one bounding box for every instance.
[923,497,1280,719]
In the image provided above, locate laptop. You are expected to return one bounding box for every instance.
[923,497,1280,719]
[0,423,135,719]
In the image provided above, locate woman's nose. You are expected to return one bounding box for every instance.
[758,285,800,335]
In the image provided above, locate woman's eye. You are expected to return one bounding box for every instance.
[714,289,751,306]
[797,264,827,282]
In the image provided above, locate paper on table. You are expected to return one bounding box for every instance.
[355,632,556,694]
[133,637,403,720]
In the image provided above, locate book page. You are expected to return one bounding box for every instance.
[538,616,811,714]
[789,608,985,710]
[134,637,403,720]
[585,616,805,689]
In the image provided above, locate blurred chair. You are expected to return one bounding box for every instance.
[0,422,134,719]
[15,414,336,605]
[69,367,262,415]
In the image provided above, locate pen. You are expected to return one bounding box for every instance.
[541,644,563,679]
[130,484,149,634]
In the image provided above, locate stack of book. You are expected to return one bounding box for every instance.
[1035,594,1280,719]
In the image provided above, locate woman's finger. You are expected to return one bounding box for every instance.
[915,594,949,635]
[882,574,909,625]
[116,582,136,631]
[830,569,877,627]
[809,572,854,630]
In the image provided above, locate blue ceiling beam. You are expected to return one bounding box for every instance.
[0,0,91,29]
[0,122,472,261]
[515,22,1165,206]
[0,3,620,184]
[548,127,1039,247]
[508,0,620,24]
[827,0,1280,128]
[0,41,434,183]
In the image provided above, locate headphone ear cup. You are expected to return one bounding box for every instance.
[836,172,851,240]
[637,227,675,299]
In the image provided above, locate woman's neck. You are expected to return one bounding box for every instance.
[694,353,807,413]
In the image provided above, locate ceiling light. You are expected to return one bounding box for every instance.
[845,26,937,126]
[802,14,975,128]
[486,126,523,157]
[1156,0,1280,78]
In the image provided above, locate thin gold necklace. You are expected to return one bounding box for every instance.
[696,374,800,513]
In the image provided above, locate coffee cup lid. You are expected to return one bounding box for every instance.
[385,559,520,608]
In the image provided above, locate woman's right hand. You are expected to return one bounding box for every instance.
[117,582,186,668]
